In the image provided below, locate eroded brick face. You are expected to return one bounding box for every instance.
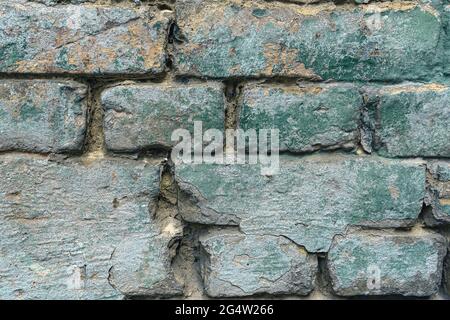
[327,231,447,297]
[0,80,88,153]
[0,155,181,299]
[0,1,172,75]
[101,82,225,152]
[174,0,441,80]
[0,0,449,300]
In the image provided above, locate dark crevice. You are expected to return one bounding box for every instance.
[359,89,379,154]
[168,22,186,45]
[157,162,207,299]
[418,202,439,228]
[163,73,448,85]
[165,55,174,71]
[157,3,174,11]
[171,224,207,299]
[224,80,241,131]
[0,73,449,86]
[0,72,169,82]
[315,254,334,298]
[83,80,107,155]
[106,147,171,160]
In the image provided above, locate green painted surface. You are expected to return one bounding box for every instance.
[174,0,441,80]
[239,83,362,152]
[101,82,225,151]
[363,84,450,157]
[200,231,317,297]
[0,155,181,299]
[425,161,450,224]
[0,2,171,75]
[0,80,87,153]
[176,155,426,252]
[327,231,446,296]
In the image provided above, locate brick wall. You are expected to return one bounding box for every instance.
[0,0,449,299]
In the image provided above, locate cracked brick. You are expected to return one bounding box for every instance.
[176,154,426,252]
[199,230,317,297]
[0,155,181,299]
[0,1,172,75]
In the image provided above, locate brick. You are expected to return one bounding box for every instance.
[101,82,225,152]
[174,0,440,80]
[0,80,87,153]
[327,231,447,296]
[176,155,425,252]
[424,161,450,225]
[0,155,181,299]
[0,2,171,75]
[362,83,450,157]
[239,83,362,153]
[199,231,317,297]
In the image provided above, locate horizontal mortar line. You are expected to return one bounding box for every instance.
[170,74,450,86]
[0,151,169,165]
[262,0,375,6]
[0,72,449,86]
[0,72,170,82]
[220,149,450,161]
[0,149,442,163]
[15,1,174,9]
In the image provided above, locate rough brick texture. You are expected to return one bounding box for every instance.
[176,155,425,252]
[362,83,450,157]
[0,80,87,153]
[0,0,449,300]
[0,2,171,75]
[199,231,317,297]
[101,81,225,152]
[425,161,450,225]
[0,155,181,299]
[174,0,440,80]
[239,83,362,152]
[442,4,450,75]
[327,231,447,297]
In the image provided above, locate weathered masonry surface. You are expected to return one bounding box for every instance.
[0,0,449,300]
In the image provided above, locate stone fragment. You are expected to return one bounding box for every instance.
[424,161,450,225]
